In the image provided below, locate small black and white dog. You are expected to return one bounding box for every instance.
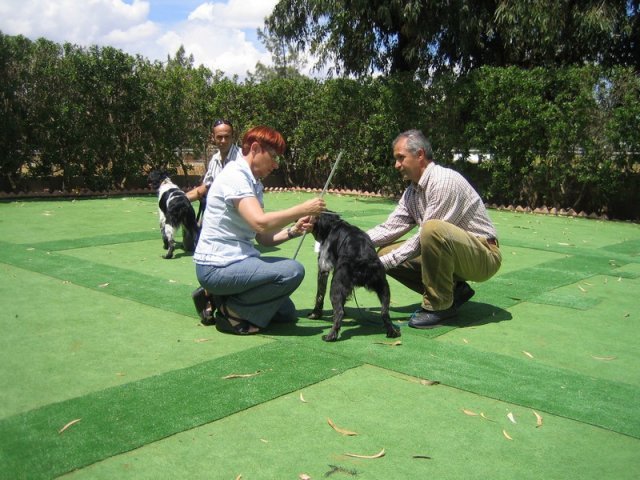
[308,212,401,342]
[148,170,199,259]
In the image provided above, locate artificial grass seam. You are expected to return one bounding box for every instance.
[0,342,363,480]
[27,231,158,252]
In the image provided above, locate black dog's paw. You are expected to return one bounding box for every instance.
[386,326,402,338]
[162,252,174,259]
[322,331,339,342]
[307,310,323,319]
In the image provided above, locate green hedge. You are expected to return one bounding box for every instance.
[1,33,638,219]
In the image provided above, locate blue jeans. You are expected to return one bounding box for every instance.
[196,256,305,328]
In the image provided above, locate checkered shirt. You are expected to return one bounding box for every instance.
[367,162,497,269]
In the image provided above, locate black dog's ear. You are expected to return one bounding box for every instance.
[322,210,340,217]
[147,170,166,189]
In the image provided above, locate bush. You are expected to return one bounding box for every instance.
[1,31,638,219]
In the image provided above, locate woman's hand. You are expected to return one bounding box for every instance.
[294,215,315,235]
[301,198,326,216]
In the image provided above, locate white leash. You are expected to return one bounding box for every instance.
[292,151,343,259]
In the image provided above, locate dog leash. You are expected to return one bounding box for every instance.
[292,151,343,260]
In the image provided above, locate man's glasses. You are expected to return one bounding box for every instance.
[213,119,233,128]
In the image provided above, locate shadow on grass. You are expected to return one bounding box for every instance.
[452,302,513,327]
[267,302,510,342]
[267,306,397,340]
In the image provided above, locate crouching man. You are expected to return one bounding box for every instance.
[367,130,502,328]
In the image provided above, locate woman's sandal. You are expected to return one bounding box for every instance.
[215,305,260,335]
[192,287,215,326]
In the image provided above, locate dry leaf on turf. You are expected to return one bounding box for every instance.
[522,351,534,359]
[98,282,109,288]
[591,355,616,361]
[344,448,385,459]
[507,412,517,424]
[194,338,210,343]
[299,393,307,403]
[299,474,312,480]
[374,340,402,346]
[502,429,513,440]
[480,412,495,422]
[223,371,262,379]
[420,379,440,386]
[533,410,543,427]
[58,418,81,434]
[327,418,358,436]
[462,409,478,416]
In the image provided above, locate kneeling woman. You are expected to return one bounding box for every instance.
[194,126,326,335]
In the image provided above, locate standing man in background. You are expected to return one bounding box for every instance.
[189,119,242,324]
[187,118,241,209]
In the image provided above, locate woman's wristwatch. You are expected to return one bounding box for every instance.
[287,226,302,239]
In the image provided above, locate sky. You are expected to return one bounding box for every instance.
[0,0,284,78]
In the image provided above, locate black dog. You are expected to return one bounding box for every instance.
[308,212,401,342]
[148,170,199,259]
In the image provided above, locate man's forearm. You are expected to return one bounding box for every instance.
[186,185,206,202]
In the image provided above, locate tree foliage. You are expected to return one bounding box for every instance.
[0,33,214,190]
[264,0,639,77]
[0,31,638,219]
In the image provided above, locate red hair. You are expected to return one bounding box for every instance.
[241,126,286,156]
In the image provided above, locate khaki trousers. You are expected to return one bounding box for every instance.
[378,219,502,311]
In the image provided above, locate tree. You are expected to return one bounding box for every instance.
[250,28,308,81]
[264,0,638,78]
[0,33,34,189]
[493,0,636,69]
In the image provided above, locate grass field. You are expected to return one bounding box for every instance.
[1,192,639,479]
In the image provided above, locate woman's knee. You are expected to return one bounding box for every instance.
[279,259,305,286]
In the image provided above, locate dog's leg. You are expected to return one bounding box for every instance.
[182,207,199,252]
[159,210,169,250]
[308,270,329,319]
[323,269,351,342]
[377,279,401,338]
[163,223,176,259]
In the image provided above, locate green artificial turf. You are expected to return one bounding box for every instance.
[62,365,640,480]
[0,263,272,418]
[0,342,362,480]
[0,240,199,317]
[1,193,639,479]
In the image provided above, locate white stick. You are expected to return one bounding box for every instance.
[292,151,343,259]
